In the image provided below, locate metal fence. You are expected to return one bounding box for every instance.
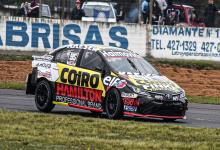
[0,0,220,27]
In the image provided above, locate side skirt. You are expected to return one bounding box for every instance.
[124,112,186,119]
[53,101,103,112]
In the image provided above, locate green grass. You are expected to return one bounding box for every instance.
[154,59,220,70]
[188,96,220,105]
[0,54,32,61]
[0,82,25,90]
[1,53,219,70]
[0,110,220,150]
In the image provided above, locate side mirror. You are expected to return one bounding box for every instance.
[95,66,103,72]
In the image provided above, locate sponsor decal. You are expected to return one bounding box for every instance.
[56,83,103,109]
[38,70,51,79]
[33,55,53,61]
[103,76,127,89]
[100,50,138,58]
[128,75,180,92]
[121,92,138,98]
[123,98,139,107]
[56,83,102,102]
[124,105,137,112]
[67,52,78,66]
[36,62,51,69]
[66,44,99,51]
[60,67,100,88]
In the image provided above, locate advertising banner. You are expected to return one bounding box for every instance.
[151,25,220,61]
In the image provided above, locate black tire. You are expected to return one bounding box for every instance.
[105,88,123,119]
[35,80,55,112]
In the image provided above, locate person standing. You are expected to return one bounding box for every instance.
[20,0,28,17]
[71,0,85,20]
[141,0,150,24]
[204,0,220,27]
[29,0,39,18]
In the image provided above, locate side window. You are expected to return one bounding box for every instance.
[54,49,80,66]
[54,50,68,64]
[80,51,104,71]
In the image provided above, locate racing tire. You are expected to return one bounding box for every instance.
[35,80,55,113]
[105,88,123,119]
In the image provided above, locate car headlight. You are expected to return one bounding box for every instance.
[180,91,186,99]
[127,84,152,98]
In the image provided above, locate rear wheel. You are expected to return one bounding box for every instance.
[35,80,55,112]
[105,88,123,119]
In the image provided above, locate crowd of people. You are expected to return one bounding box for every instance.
[17,0,220,27]
[19,0,39,18]
[141,0,220,27]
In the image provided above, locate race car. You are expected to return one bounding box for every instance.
[26,44,188,121]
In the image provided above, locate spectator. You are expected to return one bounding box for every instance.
[29,0,39,18]
[156,0,167,12]
[19,0,28,17]
[116,4,125,21]
[155,0,167,24]
[71,0,85,20]
[204,0,220,27]
[141,0,149,24]
[165,8,178,25]
[167,0,173,6]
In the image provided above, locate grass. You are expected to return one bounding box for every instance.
[188,96,220,105]
[0,110,220,150]
[0,82,25,90]
[0,54,32,61]
[0,53,220,70]
[154,59,220,70]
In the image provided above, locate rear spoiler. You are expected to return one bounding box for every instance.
[32,55,53,61]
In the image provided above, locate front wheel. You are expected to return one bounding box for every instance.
[105,88,123,119]
[35,80,55,112]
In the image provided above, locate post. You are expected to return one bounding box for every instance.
[149,0,153,25]
[61,0,65,19]
[146,0,153,56]
[39,0,42,18]
[139,0,142,23]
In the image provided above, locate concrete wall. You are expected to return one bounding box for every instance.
[0,16,147,56]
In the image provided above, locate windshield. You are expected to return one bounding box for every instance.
[83,4,115,19]
[104,53,160,75]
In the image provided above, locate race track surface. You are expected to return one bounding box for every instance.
[0,89,220,128]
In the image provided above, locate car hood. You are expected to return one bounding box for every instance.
[121,74,183,93]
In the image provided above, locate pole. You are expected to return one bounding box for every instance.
[146,0,154,56]
[139,0,142,23]
[149,0,153,25]
[39,0,42,18]
[62,0,65,19]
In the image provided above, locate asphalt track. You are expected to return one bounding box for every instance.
[0,89,220,128]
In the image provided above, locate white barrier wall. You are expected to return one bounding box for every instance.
[151,25,220,61]
[0,16,147,56]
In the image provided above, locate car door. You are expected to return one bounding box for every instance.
[54,49,106,111]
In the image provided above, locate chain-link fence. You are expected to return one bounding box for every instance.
[0,0,220,27]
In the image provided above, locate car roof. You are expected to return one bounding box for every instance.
[49,44,135,55]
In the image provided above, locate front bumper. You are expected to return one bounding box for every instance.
[124,96,188,119]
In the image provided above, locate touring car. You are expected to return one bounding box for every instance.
[26,44,188,121]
